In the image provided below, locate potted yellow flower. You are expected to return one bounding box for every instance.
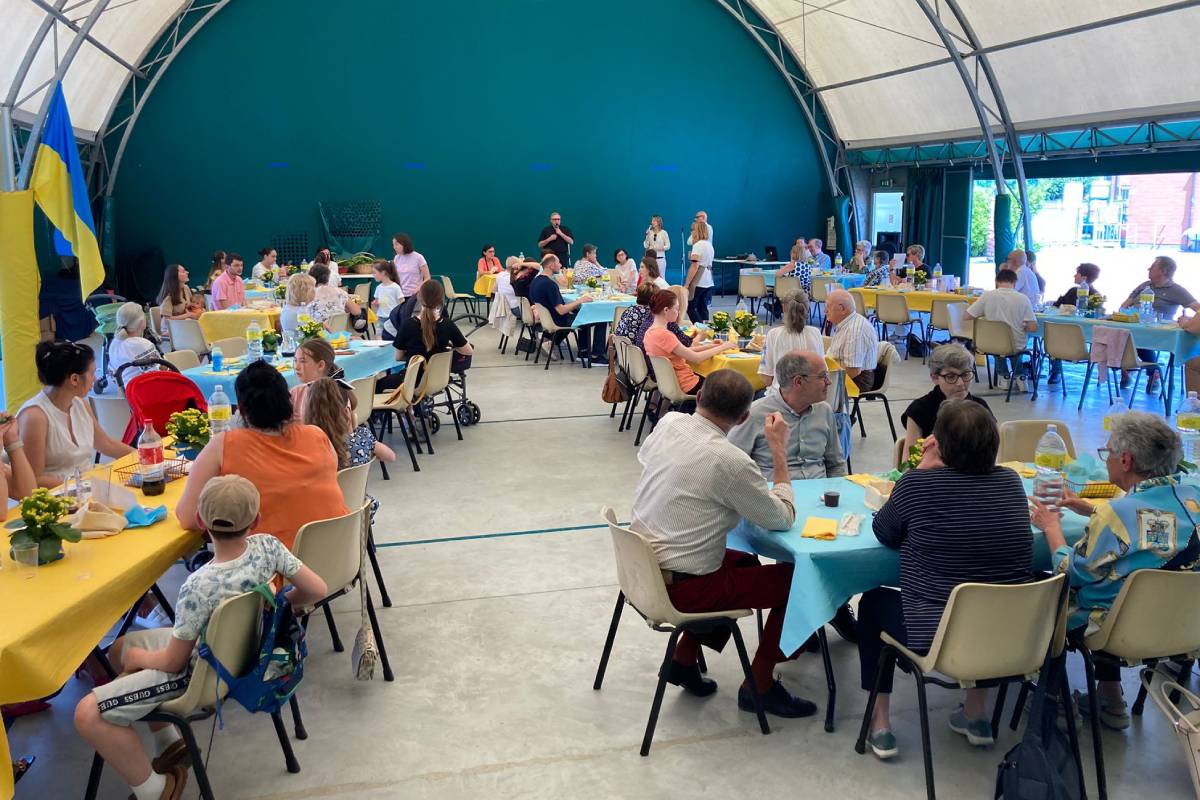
[296,315,325,342]
[731,310,758,348]
[5,488,82,564]
[166,408,210,460]
[709,311,731,333]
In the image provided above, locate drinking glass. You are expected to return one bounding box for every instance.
[69,540,94,580]
[13,543,38,579]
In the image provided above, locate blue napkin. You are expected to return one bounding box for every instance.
[1065,454,1107,484]
[125,505,168,528]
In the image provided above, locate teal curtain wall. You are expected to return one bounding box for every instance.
[940,168,972,278]
[903,168,944,265]
[993,193,1015,267]
[113,0,832,292]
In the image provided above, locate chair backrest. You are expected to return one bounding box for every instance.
[158,591,262,715]
[811,277,836,302]
[1087,570,1200,659]
[352,282,370,304]
[90,394,132,443]
[520,295,536,325]
[997,419,1077,462]
[377,354,426,408]
[601,508,683,626]
[292,506,366,596]
[866,341,899,394]
[439,274,459,298]
[946,302,974,340]
[350,375,375,427]
[150,306,164,338]
[669,285,690,326]
[336,461,371,509]
[212,336,248,359]
[167,318,209,355]
[533,303,562,333]
[848,288,869,316]
[973,318,1018,356]
[325,313,350,333]
[1120,335,1149,371]
[929,299,962,330]
[1042,321,1088,362]
[423,350,453,395]
[738,273,766,298]
[775,274,802,299]
[648,355,694,403]
[927,574,1066,682]
[612,305,625,329]
[163,349,201,371]
[875,293,911,324]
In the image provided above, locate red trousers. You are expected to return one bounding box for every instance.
[666,550,794,685]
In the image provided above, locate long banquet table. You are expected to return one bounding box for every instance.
[183,339,399,399]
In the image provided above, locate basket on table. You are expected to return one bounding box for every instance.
[113,457,191,488]
[1066,478,1120,499]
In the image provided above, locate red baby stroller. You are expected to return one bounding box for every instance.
[116,359,208,444]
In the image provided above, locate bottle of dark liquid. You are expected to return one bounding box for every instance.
[138,421,166,496]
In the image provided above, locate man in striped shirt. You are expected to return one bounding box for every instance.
[826,289,879,391]
[631,369,817,718]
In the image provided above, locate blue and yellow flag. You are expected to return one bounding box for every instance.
[30,82,104,300]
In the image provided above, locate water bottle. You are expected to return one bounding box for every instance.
[210,345,223,373]
[246,319,264,362]
[1179,392,1200,462]
[1139,289,1155,324]
[932,262,943,292]
[138,421,165,497]
[1076,280,1090,317]
[209,385,232,436]
[1033,424,1068,510]
[834,253,843,273]
[1103,401,1126,432]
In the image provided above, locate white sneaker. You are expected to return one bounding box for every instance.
[1015,377,1028,393]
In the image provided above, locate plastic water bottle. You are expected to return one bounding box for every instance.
[210,345,223,373]
[1139,289,1155,324]
[138,421,165,497]
[932,262,943,292]
[834,253,843,273]
[1033,424,1068,510]
[1076,280,1090,317]
[209,385,232,436]
[246,319,264,362]
[1178,392,1200,462]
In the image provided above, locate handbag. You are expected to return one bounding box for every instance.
[1142,667,1200,798]
[350,509,377,681]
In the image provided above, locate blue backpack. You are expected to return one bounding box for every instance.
[198,584,307,718]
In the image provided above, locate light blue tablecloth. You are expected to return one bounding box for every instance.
[245,289,276,303]
[728,474,1089,655]
[560,294,634,329]
[738,268,865,290]
[182,340,399,400]
[1035,313,1200,358]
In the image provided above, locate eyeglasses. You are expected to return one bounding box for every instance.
[1097,447,1112,460]
[800,372,831,384]
[936,372,974,384]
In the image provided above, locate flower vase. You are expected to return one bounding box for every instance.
[737,337,752,350]
[915,283,927,292]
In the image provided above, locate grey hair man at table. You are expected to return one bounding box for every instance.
[631,369,818,718]
[826,289,879,392]
[1121,255,1200,394]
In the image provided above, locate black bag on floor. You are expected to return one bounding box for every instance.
[906,332,926,358]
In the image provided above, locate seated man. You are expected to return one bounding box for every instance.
[1120,255,1200,393]
[1006,249,1041,308]
[1047,262,1100,384]
[825,288,878,392]
[528,254,598,361]
[1032,412,1200,731]
[966,268,1038,390]
[73,477,327,800]
[632,369,814,717]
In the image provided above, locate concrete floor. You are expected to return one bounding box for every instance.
[11,298,1197,799]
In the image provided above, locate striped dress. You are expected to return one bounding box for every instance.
[872,466,1033,651]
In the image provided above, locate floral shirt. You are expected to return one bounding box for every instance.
[311,285,349,323]
[347,424,377,467]
[863,264,888,288]
[572,259,606,287]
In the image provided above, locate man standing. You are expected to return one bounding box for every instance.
[537,212,574,268]
[210,253,246,310]
[966,268,1038,391]
[1007,249,1041,308]
[826,289,879,392]
[808,239,832,272]
[632,369,815,718]
[686,210,715,249]
[528,254,597,361]
[1121,255,1200,393]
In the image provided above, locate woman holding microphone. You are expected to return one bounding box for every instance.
[643,215,670,279]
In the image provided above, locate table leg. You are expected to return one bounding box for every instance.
[1167,353,1177,412]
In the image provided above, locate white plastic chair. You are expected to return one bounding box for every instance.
[166,318,209,358]
[849,341,899,440]
[337,461,391,607]
[211,336,248,358]
[162,349,201,372]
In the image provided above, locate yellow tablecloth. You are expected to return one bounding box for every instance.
[198,308,281,344]
[695,352,767,391]
[855,288,967,313]
[474,272,498,297]
[0,451,201,799]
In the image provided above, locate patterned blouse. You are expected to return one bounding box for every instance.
[781,260,813,294]
[863,264,888,288]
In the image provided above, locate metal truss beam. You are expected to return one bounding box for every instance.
[24,0,148,79]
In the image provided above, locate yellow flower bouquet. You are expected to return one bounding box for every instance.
[731,310,758,338]
[297,315,324,342]
[710,311,731,333]
[5,488,81,564]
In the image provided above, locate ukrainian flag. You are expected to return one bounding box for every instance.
[30,82,104,300]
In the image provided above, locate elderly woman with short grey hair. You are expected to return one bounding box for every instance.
[759,291,824,388]
[1032,411,1198,730]
[850,240,872,272]
[900,343,991,454]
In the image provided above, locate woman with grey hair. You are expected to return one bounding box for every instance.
[758,291,824,388]
[900,343,990,453]
[1032,411,1199,731]
[863,251,890,288]
[849,240,872,272]
[106,302,161,389]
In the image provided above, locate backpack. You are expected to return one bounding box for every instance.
[198,584,308,718]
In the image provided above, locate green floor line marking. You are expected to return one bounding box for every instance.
[375,521,622,548]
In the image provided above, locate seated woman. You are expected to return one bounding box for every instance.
[639,256,670,290]
[308,263,362,330]
[175,360,346,551]
[106,303,160,388]
[780,243,813,294]
[2,411,36,501]
[18,341,134,487]
[612,249,637,293]
[642,290,733,397]
[614,283,695,349]
[251,246,277,282]
[495,256,522,316]
[290,338,339,418]
[379,279,474,391]
[863,250,890,288]
[477,244,502,275]
[280,273,316,335]
[156,263,203,334]
[1032,412,1200,731]
[859,400,1032,760]
[759,291,823,388]
[571,244,606,287]
[313,245,340,287]
[900,343,990,454]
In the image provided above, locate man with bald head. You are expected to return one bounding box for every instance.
[808,238,831,272]
[826,288,879,391]
[1008,249,1041,308]
[686,210,715,249]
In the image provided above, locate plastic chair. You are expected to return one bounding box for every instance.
[440,274,486,328]
[737,273,768,317]
[515,296,540,360]
[372,355,427,471]
[150,306,165,341]
[350,375,376,428]
[809,278,837,327]
[82,592,303,800]
[774,274,802,301]
[293,504,393,682]
[893,436,907,469]
[946,303,974,344]
[420,351,464,445]
[352,282,370,304]
[325,313,350,333]
[849,341,899,440]
[973,318,1031,402]
[1080,332,1163,412]
[166,318,209,358]
[1031,321,1090,405]
[211,336,248,359]
[90,394,132,448]
[875,294,926,360]
[924,300,964,362]
[854,574,1068,800]
[163,349,201,371]
[997,420,1077,463]
[612,336,657,444]
[592,508,769,755]
[337,461,391,607]
[533,303,580,370]
[647,355,696,406]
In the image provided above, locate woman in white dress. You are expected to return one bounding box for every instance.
[643,215,670,276]
[19,341,134,486]
[106,302,160,388]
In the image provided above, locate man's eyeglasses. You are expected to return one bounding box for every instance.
[937,371,974,384]
[800,372,831,384]
[1097,447,1111,460]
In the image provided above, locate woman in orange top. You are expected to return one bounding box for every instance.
[177,360,347,551]
[641,289,734,395]
[477,244,502,275]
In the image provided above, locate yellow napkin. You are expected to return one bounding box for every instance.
[845,474,878,488]
[1000,461,1036,478]
[801,517,838,540]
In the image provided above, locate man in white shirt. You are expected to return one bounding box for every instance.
[967,268,1038,389]
[808,239,832,272]
[1008,249,1041,308]
[686,210,714,249]
[631,369,816,718]
[826,289,879,392]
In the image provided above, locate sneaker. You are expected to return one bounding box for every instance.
[866,729,899,760]
[737,679,817,718]
[1076,690,1131,730]
[1047,372,1061,385]
[948,706,994,746]
[829,604,858,644]
[152,740,190,775]
[664,660,717,698]
[1015,377,1028,393]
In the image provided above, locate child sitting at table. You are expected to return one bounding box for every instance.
[73,476,326,800]
[303,377,395,521]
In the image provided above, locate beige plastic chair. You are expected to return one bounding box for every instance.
[533,303,580,369]
[1036,322,1091,406]
[373,354,427,472]
[293,504,393,682]
[875,294,926,359]
[737,273,768,317]
[350,375,376,428]
[973,318,1031,402]
[211,336,248,359]
[924,300,965,362]
[849,341,899,440]
[421,351,464,444]
[592,508,768,756]
[775,274,802,301]
[997,419,1077,463]
[150,306,165,342]
[352,282,370,304]
[1079,330,1164,413]
[849,288,870,317]
[90,394,132,447]
[163,349,201,372]
[946,302,974,343]
[893,436,907,469]
[166,318,209,357]
[648,355,697,406]
[515,296,539,360]
[440,275,484,324]
[325,313,350,333]
[612,336,657,442]
[337,461,391,607]
[810,277,837,327]
[669,285,691,327]
[854,574,1067,800]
